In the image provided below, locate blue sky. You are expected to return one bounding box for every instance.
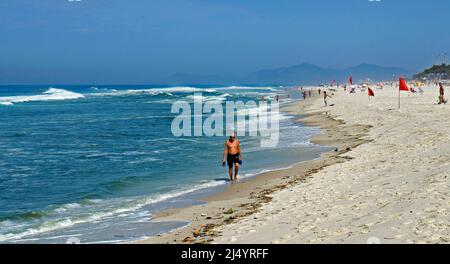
[0,0,449,84]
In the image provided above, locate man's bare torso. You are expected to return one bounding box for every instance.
[226,140,240,155]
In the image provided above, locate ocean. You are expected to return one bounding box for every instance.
[0,85,328,243]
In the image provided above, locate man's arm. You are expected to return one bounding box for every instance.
[238,141,243,160]
[223,142,228,163]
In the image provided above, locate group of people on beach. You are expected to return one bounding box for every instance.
[299,87,332,107]
[260,94,289,102]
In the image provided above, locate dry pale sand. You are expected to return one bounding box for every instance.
[213,84,450,244]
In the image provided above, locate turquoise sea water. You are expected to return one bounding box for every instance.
[0,85,328,243]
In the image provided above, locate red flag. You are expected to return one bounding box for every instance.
[368,87,375,97]
[399,78,409,91]
[348,76,353,85]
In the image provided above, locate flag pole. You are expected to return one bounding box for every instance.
[398,87,401,109]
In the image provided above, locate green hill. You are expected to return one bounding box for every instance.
[414,64,450,80]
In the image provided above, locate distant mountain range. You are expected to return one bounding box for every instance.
[161,63,413,85]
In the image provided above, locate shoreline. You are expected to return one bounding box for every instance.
[136,91,371,244]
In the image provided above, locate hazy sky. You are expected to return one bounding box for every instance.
[0,0,449,84]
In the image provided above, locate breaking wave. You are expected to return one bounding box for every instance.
[0,88,84,106]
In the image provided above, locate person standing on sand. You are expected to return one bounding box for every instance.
[439,82,446,104]
[222,132,243,182]
[323,91,332,106]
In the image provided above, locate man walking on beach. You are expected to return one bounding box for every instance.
[222,132,243,182]
[323,91,332,106]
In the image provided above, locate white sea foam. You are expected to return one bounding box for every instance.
[0,88,84,106]
[219,86,278,91]
[88,86,277,100]
[186,93,231,102]
[151,87,216,93]
[0,86,278,106]
[235,104,289,120]
[90,87,217,98]
[0,86,279,106]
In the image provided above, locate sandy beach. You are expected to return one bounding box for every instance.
[214,84,450,244]
[139,84,449,244]
[137,89,370,244]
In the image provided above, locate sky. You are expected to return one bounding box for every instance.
[0,0,449,84]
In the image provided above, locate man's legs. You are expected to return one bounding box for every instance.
[228,166,233,181]
[234,164,239,181]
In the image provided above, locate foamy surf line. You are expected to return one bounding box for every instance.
[0,160,301,244]
[0,88,84,106]
[0,86,213,105]
[219,86,279,91]
[0,86,277,105]
[0,179,229,243]
[88,86,218,97]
